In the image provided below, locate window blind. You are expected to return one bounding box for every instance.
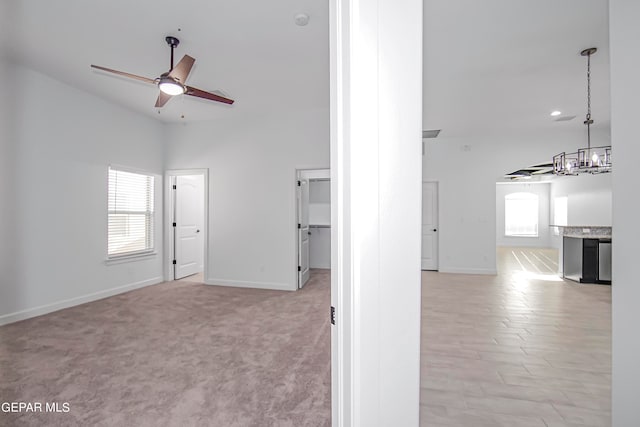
[108,168,155,257]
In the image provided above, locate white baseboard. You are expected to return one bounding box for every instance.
[0,277,164,326]
[437,267,497,275]
[205,278,295,292]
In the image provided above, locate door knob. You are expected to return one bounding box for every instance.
[196,229,200,233]
[432,229,437,232]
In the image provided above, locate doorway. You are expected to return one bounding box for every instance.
[421,181,439,270]
[165,169,208,282]
[296,169,331,289]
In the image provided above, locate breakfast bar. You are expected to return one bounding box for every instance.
[557,226,612,285]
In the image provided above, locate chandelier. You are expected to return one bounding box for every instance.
[553,47,611,175]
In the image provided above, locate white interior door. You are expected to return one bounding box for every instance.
[298,177,311,288]
[174,175,204,279]
[422,182,439,270]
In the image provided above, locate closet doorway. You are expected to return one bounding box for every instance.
[296,169,331,289]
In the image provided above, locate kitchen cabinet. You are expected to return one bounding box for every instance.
[562,232,612,285]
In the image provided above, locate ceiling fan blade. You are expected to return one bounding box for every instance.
[168,55,195,83]
[155,91,173,108]
[185,86,235,105]
[90,64,156,85]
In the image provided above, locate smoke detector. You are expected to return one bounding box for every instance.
[294,13,310,26]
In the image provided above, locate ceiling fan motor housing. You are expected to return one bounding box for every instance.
[165,36,180,48]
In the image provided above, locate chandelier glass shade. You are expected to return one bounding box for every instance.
[553,47,612,176]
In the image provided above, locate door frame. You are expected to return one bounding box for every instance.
[295,168,330,289]
[164,169,209,282]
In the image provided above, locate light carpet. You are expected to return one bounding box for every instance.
[0,271,331,427]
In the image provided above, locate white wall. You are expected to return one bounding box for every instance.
[610,0,640,424]
[549,173,612,249]
[309,227,331,269]
[331,0,423,424]
[423,128,609,274]
[0,97,17,314]
[550,173,612,226]
[0,62,165,324]
[0,6,17,321]
[164,108,329,291]
[309,180,331,269]
[494,173,612,259]
[309,179,331,225]
[496,183,551,248]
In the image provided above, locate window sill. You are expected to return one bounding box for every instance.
[105,252,157,265]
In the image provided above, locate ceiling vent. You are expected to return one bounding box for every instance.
[504,163,555,180]
[422,129,441,139]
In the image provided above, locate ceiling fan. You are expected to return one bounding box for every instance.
[91,36,234,108]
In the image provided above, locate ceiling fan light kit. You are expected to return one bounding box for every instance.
[90,36,234,109]
[553,47,611,176]
[158,75,185,95]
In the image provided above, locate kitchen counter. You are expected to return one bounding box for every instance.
[552,225,611,239]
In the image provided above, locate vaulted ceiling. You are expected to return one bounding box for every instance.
[2,0,609,136]
[423,0,610,139]
[2,0,328,122]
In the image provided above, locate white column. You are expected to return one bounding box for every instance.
[331,0,423,425]
[610,0,640,425]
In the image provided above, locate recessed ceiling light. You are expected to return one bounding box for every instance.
[550,110,562,117]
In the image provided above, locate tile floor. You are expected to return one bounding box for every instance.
[420,247,611,427]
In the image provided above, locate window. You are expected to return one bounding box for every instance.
[505,192,538,237]
[108,167,155,258]
[553,196,568,235]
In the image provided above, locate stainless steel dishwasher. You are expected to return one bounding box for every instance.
[598,239,612,282]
